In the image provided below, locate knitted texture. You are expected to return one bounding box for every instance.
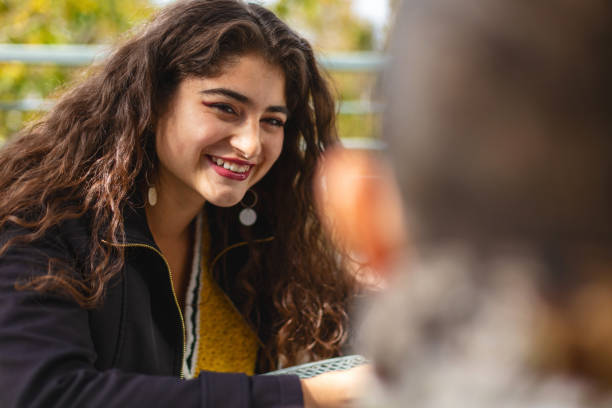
[183,214,258,378]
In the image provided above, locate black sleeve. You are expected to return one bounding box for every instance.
[0,231,303,408]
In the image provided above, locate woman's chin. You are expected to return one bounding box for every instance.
[205,192,244,208]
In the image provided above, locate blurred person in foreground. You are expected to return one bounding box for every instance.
[317,0,612,406]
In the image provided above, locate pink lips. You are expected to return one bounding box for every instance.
[208,155,254,181]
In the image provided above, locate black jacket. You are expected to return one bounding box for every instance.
[0,205,302,408]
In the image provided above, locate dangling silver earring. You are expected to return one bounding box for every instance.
[239,189,257,226]
[145,169,158,207]
[147,185,158,206]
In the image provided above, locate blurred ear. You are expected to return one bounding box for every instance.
[314,147,407,276]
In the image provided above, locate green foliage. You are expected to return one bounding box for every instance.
[0,0,153,139]
[0,0,385,141]
[335,71,381,139]
[270,0,382,140]
[271,0,375,51]
[0,0,152,44]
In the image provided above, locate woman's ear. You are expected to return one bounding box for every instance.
[314,147,407,276]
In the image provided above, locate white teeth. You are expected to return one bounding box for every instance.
[211,156,251,173]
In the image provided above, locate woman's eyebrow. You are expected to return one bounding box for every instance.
[200,87,288,115]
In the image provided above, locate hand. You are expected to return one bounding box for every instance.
[300,365,372,408]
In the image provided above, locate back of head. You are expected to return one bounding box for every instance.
[384,0,612,253]
[358,1,612,405]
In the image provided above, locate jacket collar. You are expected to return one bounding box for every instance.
[119,200,275,257]
[122,203,159,248]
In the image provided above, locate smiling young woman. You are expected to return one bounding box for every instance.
[0,1,362,407]
[149,55,288,309]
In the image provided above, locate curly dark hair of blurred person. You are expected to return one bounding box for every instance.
[352,0,612,405]
[0,0,358,371]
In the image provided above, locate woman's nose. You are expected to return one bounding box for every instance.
[231,120,262,160]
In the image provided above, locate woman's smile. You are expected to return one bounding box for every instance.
[207,155,254,180]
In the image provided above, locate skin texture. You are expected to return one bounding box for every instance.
[301,365,373,408]
[315,148,407,279]
[146,53,287,308]
[307,148,405,407]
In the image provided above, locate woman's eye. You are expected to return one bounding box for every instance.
[207,103,236,115]
[263,117,286,128]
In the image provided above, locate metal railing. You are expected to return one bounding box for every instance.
[0,44,387,149]
[0,44,387,70]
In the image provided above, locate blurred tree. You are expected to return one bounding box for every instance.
[0,0,153,139]
[272,0,375,51]
[270,0,384,140]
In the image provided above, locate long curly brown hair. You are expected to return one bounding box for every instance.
[0,0,358,370]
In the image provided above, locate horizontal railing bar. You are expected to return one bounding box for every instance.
[317,52,388,72]
[0,98,385,115]
[0,44,109,65]
[338,100,384,115]
[0,98,55,111]
[340,137,386,150]
[0,44,387,71]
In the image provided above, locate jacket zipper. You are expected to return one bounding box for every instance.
[103,236,274,378]
[105,241,187,379]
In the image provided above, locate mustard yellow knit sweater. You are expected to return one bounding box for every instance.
[182,215,259,379]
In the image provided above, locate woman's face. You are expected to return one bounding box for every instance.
[155,53,287,209]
